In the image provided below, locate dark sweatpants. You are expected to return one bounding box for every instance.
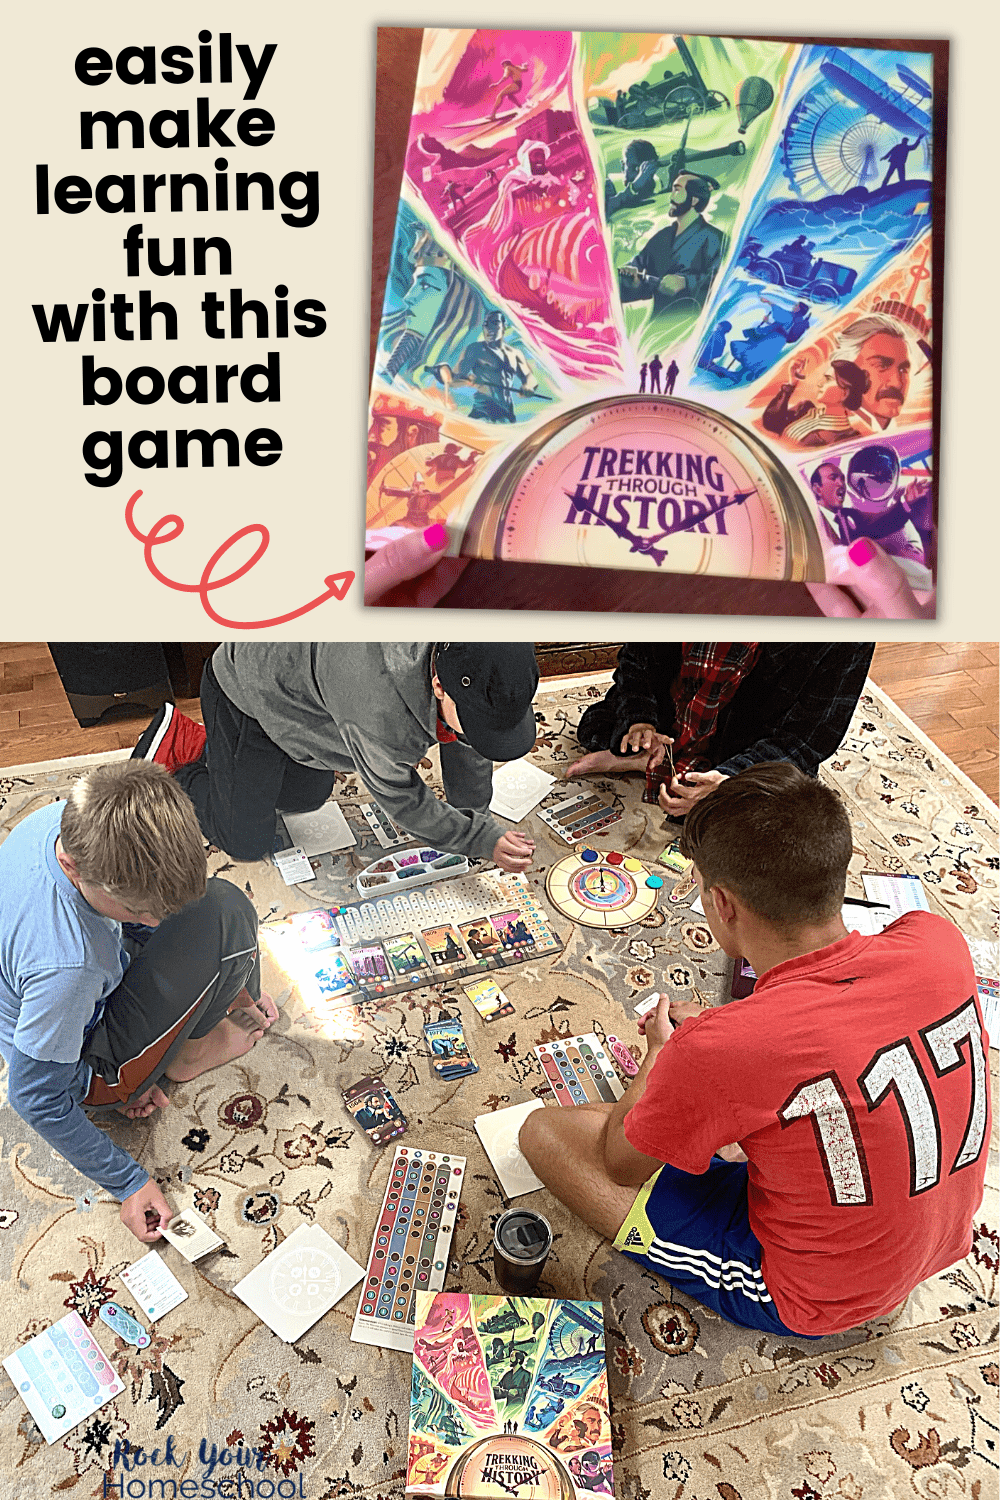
[175,657,335,862]
[82,877,259,1112]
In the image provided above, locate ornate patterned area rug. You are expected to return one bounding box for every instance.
[1,676,997,1500]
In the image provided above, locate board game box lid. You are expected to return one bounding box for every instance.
[367,29,940,611]
[407,1291,613,1498]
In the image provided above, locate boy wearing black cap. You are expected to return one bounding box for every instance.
[132,644,538,872]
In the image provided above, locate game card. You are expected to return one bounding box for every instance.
[463,977,515,1023]
[282,802,356,856]
[119,1251,188,1322]
[311,950,357,1000]
[273,846,315,885]
[424,1016,478,1079]
[346,943,392,983]
[233,1222,365,1344]
[289,908,340,951]
[459,918,501,961]
[421,924,468,970]
[490,910,536,951]
[657,840,692,873]
[342,1075,408,1147]
[159,1207,224,1262]
[383,932,431,979]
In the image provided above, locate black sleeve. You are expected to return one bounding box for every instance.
[576,645,681,752]
[714,644,875,776]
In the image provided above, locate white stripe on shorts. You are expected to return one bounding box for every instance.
[645,1236,774,1304]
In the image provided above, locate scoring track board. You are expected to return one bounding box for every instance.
[351,1148,465,1353]
[545,851,659,928]
[278,871,563,1007]
[535,1033,625,1106]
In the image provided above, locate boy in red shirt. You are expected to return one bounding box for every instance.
[519,763,990,1336]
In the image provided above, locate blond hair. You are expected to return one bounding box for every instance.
[60,761,206,916]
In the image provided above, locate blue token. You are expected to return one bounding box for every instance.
[645,875,663,889]
[580,848,599,862]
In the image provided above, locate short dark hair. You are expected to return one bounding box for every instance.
[832,358,869,411]
[678,173,713,212]
[679,762,852,928]
[810,460,841,492]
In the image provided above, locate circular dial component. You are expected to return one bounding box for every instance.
[462,395,824,582]
[546,853,659,928]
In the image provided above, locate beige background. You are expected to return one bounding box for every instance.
[2,0,997,640]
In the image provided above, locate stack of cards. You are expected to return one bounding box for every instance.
[424,1015,479,1080]
[490,760,557,822]
[462,977,515,1023]
[160,1207,225,1262]
[342,1074,408,1147]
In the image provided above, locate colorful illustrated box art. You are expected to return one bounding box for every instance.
[367,30,943,610]
[407,1292,613,1498]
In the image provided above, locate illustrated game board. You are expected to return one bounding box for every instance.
[368,29,941,613]
[535,1035,626,1106]
[546,850,660,928]
[351,1148,466,1353]
[264,871,562,1008]
[407,1293,613,1497]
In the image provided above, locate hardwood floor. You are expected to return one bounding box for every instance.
[1,643,997,804]
[870,642,998,804]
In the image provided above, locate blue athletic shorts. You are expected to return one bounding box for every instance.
[612,1156,819,1337]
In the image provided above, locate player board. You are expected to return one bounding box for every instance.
[537,789,623,844]
[534,1034,625,1106]
[267,871,562,1008]
[3,1312,125,1445]
[351,1148,466,1353]
[545,849,660,928]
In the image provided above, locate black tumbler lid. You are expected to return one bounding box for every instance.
[495,1209,552,1262]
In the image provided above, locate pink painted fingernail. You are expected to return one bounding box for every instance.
[423,524,448,550]
[848,538,876,566]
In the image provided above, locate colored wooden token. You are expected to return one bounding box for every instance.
[624,858,643,872]
[645,875,663,889]
[580,848,599,862]
[605,851,624,866]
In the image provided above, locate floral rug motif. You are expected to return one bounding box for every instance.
[0,676,997,1500]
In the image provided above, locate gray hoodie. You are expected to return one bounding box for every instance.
[211,643,503,859]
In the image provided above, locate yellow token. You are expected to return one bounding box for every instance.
[624,858,643,872]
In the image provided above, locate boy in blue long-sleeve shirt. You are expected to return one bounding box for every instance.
[0,761,268,1241]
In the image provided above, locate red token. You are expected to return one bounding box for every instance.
[605,851,624,865]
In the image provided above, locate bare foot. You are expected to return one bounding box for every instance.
[228,988,278,1028]
[165,1015,267,1083]
[118,1083,171,1119]
[565,749,647,778]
